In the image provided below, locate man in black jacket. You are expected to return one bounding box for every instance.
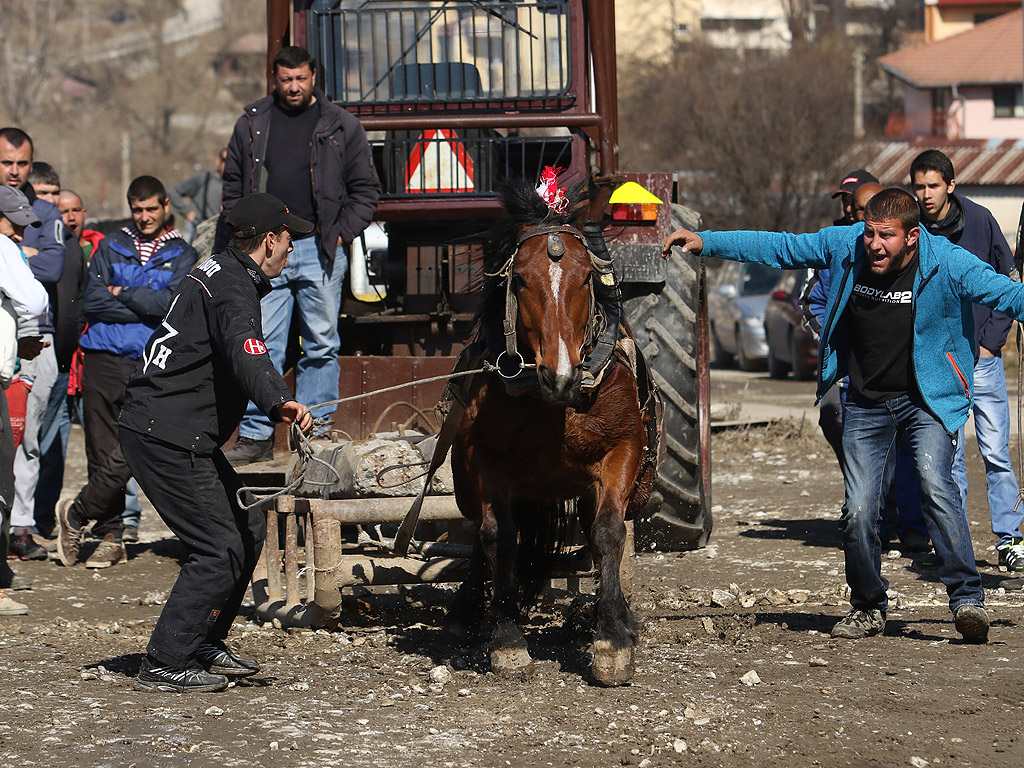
[120,192,313,692]
[216,45,380,465]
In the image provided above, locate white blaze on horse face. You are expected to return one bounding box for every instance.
[548,258,572,377]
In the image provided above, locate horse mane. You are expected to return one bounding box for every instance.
[476,178,589,332]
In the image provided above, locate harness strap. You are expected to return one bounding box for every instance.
[393,348,480,555]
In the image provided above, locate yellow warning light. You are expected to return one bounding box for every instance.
[608,181,663,205]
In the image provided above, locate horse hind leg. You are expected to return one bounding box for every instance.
[442,539,487,646]
[482,505,532,675]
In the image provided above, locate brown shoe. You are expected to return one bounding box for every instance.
[56,499,84,567]
[85,535,125,569]
[0,590,28,616]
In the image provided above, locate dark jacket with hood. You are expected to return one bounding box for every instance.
[214,88,381,263]
[922,193,1014,358]
[119,247,293,455]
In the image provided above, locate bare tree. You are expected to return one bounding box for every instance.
[619,39,855,232]
[0,0,76,125]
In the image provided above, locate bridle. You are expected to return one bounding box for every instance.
[486,222,614,382]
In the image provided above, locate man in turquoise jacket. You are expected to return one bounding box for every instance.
[663,188,1024,644]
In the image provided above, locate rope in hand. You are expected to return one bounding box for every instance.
[234,362,498,511]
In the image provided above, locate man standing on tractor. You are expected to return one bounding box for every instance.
[216,45,380,465]
[663,187,1024,645]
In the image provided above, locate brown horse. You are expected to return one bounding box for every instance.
[446,179,653,686]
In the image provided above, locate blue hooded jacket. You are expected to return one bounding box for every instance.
[79,229,195,360]
[698,224,1024,434]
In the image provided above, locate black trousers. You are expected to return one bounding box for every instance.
[120,428,265,667]
[77,351,137,538]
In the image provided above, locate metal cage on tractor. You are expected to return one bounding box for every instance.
[250,0,712,626]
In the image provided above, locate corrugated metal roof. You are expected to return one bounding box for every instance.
[842,138,1024,185]
[878,9,1023,87]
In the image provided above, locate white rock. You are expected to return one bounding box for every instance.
[205,706,224,717]
[740,670,761,686]
[809,657,829,667]
[429,665,453,685]
[909,758,929,768]
[673,739,687,753]
[711,589,736,608]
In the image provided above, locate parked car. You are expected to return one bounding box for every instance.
[707,261,781,371]
[763,269,818,380]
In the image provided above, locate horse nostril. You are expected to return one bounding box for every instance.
[539,365,556,388]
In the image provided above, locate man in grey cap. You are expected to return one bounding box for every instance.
[0,185,49,610]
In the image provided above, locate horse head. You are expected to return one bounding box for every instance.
[512,223,593,404]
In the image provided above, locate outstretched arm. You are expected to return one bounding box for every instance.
[662,229,704,257]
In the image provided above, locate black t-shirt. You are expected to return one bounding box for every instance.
[845,253,919,402]
[265,99,320,236]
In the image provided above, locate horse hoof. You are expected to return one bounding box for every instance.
[490,646,533,675]
[592,641,634,686]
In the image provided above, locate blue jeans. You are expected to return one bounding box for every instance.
[842,393,984,614]
[34,371,72,534]
[952,354,1022,546]
[238,235,346,441]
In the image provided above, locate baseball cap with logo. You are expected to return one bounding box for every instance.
[227,192,314,238]
[831,169,878,198]
[0,186,41,227]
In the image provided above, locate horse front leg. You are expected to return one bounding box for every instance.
[589,448,641,686]
[481,498,532,674]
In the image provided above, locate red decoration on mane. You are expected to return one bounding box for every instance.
[537,166,568,214]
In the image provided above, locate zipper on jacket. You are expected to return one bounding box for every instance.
[946,352,969,397]
[821,259,855,348]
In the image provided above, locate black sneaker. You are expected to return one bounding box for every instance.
[195,642,260,677]
[224,436,273,466]
[954,604,990,644]
[997,538,1024,572]
[121,525,140,544]
[134,656,229,692]
[8,533,47,561]
[831,608,886,639]
[0,571,31,591]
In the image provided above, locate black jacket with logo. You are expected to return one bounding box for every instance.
[119,247,293,454]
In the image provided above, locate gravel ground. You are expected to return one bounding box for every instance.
[3,376,1024,767]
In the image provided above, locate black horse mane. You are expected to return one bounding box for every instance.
[476,177,589,331]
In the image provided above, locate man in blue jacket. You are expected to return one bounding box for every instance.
[663,188,1024,644]
[910,149,1024,573]
[56,176,196,569]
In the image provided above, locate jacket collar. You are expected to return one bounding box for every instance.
[107,229,186,266]
[226,246,274,298]
[245,88,343,130]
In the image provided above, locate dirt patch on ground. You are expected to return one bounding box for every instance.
[2,415,1023,767]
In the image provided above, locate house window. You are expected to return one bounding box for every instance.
[993,86,1024,118]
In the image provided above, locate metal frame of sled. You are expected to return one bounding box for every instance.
[250,494,634,629]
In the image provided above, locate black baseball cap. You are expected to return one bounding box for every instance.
[227,192,314,238]
[0,186,41,227]
[831,169,878,198]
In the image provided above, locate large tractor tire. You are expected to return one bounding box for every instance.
[622,204,712,551]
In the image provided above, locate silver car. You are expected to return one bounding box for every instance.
[708,261,782,370]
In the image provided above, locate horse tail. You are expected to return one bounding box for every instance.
[514,498,575,610]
